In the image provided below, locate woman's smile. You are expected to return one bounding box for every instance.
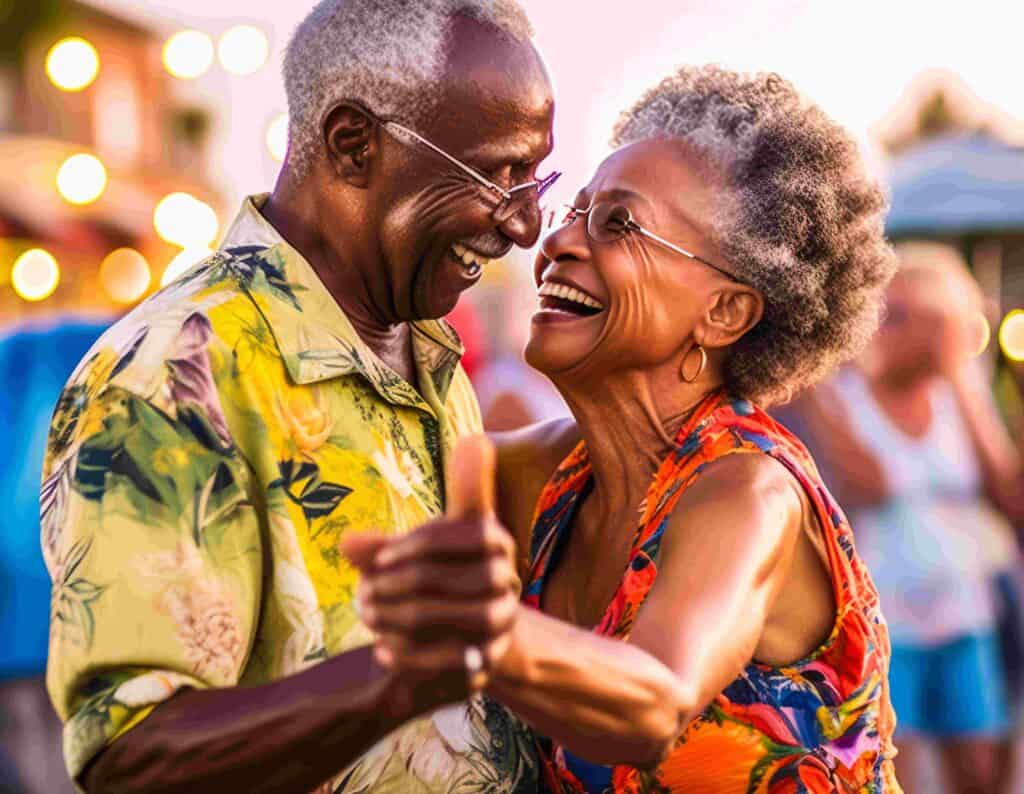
[534,277,606,324]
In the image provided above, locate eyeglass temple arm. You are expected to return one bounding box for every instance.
[629,222,699,261]
[382,121,511,200]
[629,222,738,281]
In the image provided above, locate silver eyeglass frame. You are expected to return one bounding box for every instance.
[563,203,744,284]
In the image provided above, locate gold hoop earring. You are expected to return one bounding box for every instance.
[681,344,707,383]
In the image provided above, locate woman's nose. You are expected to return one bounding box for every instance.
[533,217,591,284]
[541,215,589,260]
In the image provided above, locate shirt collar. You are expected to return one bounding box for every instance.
[219,194,465,409]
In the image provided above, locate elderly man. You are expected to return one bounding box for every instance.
[40,1,556,792]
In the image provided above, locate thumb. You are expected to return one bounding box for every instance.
[340,532,391,572]
[446,434,496,520]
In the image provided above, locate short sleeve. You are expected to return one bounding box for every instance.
[41,350,262,782]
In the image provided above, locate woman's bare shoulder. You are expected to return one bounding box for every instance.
[492,417,580,474]
[490,419,580,566]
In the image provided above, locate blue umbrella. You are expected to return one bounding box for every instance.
[886,133,1024,236]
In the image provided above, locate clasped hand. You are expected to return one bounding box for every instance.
[340,436,521,712]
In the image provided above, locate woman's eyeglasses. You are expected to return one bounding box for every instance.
[561,202,743,284]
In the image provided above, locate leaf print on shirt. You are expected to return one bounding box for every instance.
[269,459,352,526]
[50,537,106,650]
[222,245,302,309]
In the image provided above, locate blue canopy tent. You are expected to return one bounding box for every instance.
[886,133,1024,237]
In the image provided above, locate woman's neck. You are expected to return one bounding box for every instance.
[558,368,720,526]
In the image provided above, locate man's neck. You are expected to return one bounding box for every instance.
[261,176,418,386]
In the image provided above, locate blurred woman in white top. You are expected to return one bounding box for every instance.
[789,240,1024,793]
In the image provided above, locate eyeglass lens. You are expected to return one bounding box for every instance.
[586,203,633,242]
[493,171,561,224]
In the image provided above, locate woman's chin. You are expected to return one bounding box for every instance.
[524,326,593,377]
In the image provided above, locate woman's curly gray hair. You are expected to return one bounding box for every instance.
[284,0,533,179]
[613,66,897,405]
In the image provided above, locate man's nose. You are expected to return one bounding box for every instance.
[497,201,543,248]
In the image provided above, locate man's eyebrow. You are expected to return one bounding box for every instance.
[462,134,553,168]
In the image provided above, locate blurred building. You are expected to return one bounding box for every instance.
[0,0,223,327]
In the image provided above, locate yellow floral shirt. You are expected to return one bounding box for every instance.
[41,195,539,792]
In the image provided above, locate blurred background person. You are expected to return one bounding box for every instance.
[0,317,109,794]
[782,241,1024,793]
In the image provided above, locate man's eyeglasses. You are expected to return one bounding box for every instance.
[561,202,743,284]
[381,120,561,226]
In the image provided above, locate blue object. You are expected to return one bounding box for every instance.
[889,632,1011,737]
[0,317,109,680]
[886,133,1024,236]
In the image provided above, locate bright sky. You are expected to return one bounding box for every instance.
[92,0,1024,211]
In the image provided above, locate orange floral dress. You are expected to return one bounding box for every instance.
[523,391,900,793]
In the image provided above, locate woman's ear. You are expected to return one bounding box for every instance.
[322,102,377,187]
[701,286,764,349]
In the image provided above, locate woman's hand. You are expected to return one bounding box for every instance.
[340,436,521,709]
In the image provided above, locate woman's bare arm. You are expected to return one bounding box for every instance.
[948,365,1024,522]
[786,380,890,509]
[485,454,805,766]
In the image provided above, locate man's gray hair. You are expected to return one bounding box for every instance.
[283,0,534,178]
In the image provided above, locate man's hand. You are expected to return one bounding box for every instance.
[340,436,520,708]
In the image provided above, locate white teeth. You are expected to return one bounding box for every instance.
[537,281,605,311]
[450,244,491,272]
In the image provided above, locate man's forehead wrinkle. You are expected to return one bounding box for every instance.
[430,68,553,166]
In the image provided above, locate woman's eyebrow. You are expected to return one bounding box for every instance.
[602,187,650,207]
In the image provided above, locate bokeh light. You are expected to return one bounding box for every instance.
[161,246,213,287]
[217,25,268,76]
[153,192,219,248]
[100,248,151,304]
[999,309,1024,362]
[970,311,991,357]
[56,153,107,205]
[266,113,288,161]
[45,37,99,92]
[162,30,214,80]
[11,249,60,301]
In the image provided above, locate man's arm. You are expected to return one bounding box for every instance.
[44,378,500,794]
[82,647,398,794]
[81,643,489,794]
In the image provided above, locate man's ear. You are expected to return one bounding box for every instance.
[322,102,377,187]
[701,285,765,349]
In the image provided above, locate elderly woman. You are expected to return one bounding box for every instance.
[348,66,900,792]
